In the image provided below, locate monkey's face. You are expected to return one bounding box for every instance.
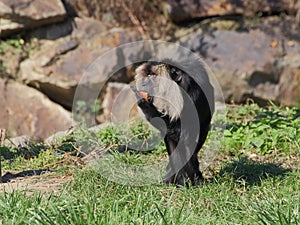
[135,62,184,121]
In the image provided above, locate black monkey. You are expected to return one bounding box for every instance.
[132,59,214,186]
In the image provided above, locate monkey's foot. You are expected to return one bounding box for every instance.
[163,171,204,187]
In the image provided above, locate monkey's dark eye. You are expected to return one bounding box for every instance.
[175,74,182,83]
[170,68,183,83]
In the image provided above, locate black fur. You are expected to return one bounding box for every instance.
[133,60,214,186]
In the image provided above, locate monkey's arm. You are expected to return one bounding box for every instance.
[137,98,163,122]
[131,86,161,118]
[131,86,168,133]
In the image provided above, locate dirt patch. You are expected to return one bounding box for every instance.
[0,171,72,194]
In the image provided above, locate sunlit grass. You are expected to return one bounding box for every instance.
[0,103,299,224]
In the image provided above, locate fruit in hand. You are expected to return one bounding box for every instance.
[139,91,148,100]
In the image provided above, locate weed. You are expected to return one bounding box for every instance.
[74,99,102,124]
[223,103,300,155]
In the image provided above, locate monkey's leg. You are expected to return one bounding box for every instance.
[181,127,210,185]
[182,153,203,185]
[168,152,203,186]
[164,135,204,186]
[163,136,188,186]
[163,137,177,184]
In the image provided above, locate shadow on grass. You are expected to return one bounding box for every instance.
[1,169,49,183]
[0,145,45,160]
[218,157,292,186]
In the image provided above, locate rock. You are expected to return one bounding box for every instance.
[277,67,300,106]
[252,82,279,103]
[3,135,31,148]
[164,0,297,23]
[28,19,74,40]
[44,128,73,144]
[98,82,139,123]
[0,45,22,79]
[63,0,96,18]
[251,43,300,105]
[0,78,73,139]
[180,27,300,105]
[250,18,300,106]
[213,71,252,103]
[252,16,300,43]
[63,0,141,28]
[19,18,140,109]
[181,29,279,79]
[180,29,277,103]
[19,37,80,108]
[0,0,66,37]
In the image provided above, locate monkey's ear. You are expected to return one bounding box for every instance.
[170,67,183,83]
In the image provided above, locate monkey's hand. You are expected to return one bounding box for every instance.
[130,86,161,118]
[137,97,161,118]
[130,86,153,103]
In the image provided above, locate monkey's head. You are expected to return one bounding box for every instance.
[134,61,185,121]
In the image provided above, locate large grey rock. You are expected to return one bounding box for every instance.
[164,0,298,23]
[99,82,139,123]
[19,37,80,108]
[276,67,300,106]
[0,78,73,139]
[0,0,66,37]
[181,29,278,79]
[19,18,141,109]
[181,29,276,103]
[180,26,300,105]
[213,71,252,103]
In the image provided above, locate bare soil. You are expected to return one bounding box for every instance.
[0,171,72,194]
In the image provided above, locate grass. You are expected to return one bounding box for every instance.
[0,103,299,225]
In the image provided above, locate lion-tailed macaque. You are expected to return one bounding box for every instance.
[132,59,214,186]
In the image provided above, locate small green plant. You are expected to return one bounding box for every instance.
[94,121,161,151]
[0,37,40,63]
[74,99,102,123]
[0,38,24,54]
[97,125,122,147]
[130,120,152,139]
[223,103,300,155]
